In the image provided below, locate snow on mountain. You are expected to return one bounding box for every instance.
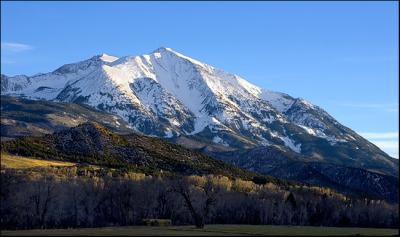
[0,47,386,156]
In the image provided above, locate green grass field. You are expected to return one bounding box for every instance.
[1,225,398,236]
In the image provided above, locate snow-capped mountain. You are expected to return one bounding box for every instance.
[1,47,398,177]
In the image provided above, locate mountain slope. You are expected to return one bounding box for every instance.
[1,95,132,140]
[210,146,398,202]
[1,47,397,178]
[0,122,276,182]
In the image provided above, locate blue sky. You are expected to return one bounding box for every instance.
[1,1,398,157]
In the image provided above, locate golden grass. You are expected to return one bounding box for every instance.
[1,153,75,169]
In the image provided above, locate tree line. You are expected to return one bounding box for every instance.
[1,166,398,230]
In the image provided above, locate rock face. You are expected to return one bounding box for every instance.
[1,47,398,200]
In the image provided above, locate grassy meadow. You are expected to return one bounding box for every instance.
[1,153,76,169]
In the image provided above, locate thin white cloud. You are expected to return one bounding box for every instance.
[387,150,398,159]
[358,131,399,158]
[1,42,33,53]
[371,140,398,149]
[359,132,399,140]
[370,141,398,158]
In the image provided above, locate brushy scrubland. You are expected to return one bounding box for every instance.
[1,162,398,230]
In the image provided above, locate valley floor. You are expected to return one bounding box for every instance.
[1,225,399,236]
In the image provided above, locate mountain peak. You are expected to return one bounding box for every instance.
[85,53,118,63]
[150,47,207,69]
[97,53,119,63]
[153,46,174,53]
[151,47,185,59]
